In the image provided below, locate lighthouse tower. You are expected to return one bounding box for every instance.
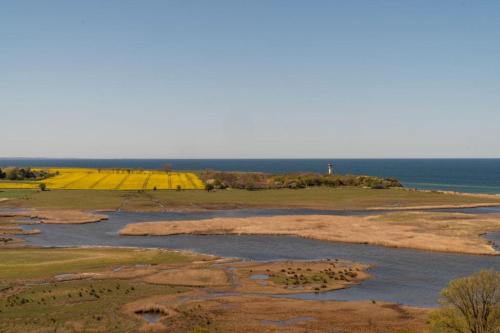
[328,163,333,175]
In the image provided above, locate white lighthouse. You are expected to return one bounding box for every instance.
[328,163,333,175]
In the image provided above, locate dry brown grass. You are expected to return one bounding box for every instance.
[143,268,228,287]
[122,291,429,333]
[120,212,500,255]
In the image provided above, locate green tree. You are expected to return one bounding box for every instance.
[39,183,47,191]
[430,269,499,333]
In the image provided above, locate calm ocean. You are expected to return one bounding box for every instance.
[1,158,499,194]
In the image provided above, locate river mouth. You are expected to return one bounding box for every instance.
[9,207,500,308]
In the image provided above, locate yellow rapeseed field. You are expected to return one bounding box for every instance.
[0,168,204,190]
[0,182,38,189]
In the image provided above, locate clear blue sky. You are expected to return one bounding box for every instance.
[2,0,500,158]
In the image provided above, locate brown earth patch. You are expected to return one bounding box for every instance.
[142,268,228,287]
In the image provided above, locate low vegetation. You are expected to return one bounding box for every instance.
[430,269,499,333]
[0,247,199,332]
[200,170,402,190]
[235,259,368,294]
[270,263,360,290]
[0,248,191,279]
[0,278,185,332]
[0,247,427,333]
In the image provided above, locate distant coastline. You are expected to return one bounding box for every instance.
[1,158,499,194]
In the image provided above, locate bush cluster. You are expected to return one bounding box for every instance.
[200,170,402,191]
[0,167,54,181]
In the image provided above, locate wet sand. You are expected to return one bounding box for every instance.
[120,212,500,255]
[1,209,108,224]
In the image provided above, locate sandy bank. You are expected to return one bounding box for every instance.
[120,212,500,255]
[1,209,108,224]
[369,202,500,211]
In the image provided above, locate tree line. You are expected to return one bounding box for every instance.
[0,167,54,181]
[200,170,402,191]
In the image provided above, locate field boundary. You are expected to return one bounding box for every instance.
[89,173,110,189]
[115,174,131,190]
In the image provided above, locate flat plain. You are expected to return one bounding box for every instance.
[2,186,500,211]
[0,168,204,191]
[0,247,428,333]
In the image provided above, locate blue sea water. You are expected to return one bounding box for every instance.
[1,158,499,194]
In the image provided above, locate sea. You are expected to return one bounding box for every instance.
[1,158,499,194]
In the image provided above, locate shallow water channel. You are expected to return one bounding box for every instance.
[11,207,500,307]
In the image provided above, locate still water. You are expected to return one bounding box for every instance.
[15,208,500,307]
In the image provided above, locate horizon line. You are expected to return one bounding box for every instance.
[2,157,500,160]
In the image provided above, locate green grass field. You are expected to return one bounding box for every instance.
[1,187,499,211]
[0,248,191,279]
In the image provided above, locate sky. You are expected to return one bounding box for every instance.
[1,0,500,158]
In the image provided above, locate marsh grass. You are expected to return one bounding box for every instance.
[0,248,191,279]
[0,279,186,333]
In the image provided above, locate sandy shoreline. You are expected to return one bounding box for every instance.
[0,209,108,224]
[120,212,500,255]
[366,202,500,211]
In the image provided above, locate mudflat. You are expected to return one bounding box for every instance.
[120,211,500,255]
